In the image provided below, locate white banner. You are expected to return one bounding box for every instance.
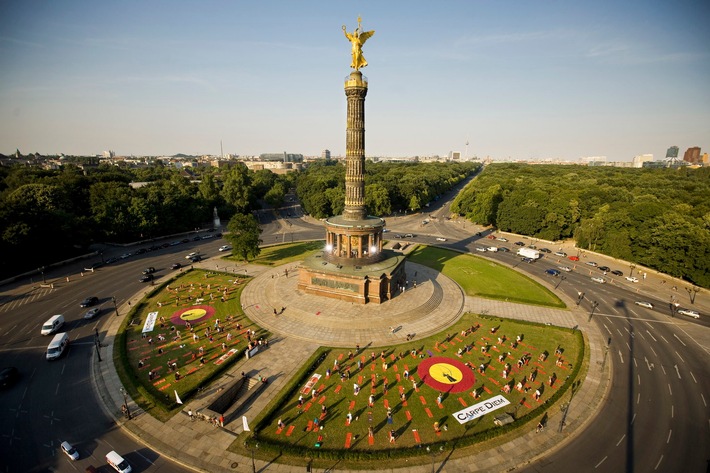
[143,311,158,333]
[452,394,510,424]
[242,415,251,432]
[300,374,321,395]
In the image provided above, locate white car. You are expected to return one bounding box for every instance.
[554,251,567,257]
[626,276,639,283]
[487,247,498,252]
[185,252,199,260]
[61,441,79,460]
[635,301,653,309]
[497,238,508,242]
[218,245,232,252]
[591,277,606,284]
[435,237,447,242]
[677,309,700,319]
[558,266,572,272]
[84,307,100,319]
[475,247,487,252]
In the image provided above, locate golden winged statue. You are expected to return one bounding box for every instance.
[343,16,374,71]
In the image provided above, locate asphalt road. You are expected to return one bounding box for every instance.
[0,237,229,473]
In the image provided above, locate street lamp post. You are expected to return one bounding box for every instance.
[576,291,585,306]
[426,446,443,473]
[629,263,636,278]
[39,266,46,283]
[112,296,119,317]
[119,387,132,419]
[588,301,599,322]
[94,329,102,362]
[555,275,566,290]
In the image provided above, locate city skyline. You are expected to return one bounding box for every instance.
[1,1,708,161]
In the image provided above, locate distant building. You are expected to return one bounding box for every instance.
[666,146,679,159]
[259,152,303,163]
[581,156,607,166]
[702,153,709,165]
[321,149,331,160]
[632,154,653,168]
[683,147,701,164]
[449,151,461,161]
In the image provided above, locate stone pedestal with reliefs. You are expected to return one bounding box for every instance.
[298,71,406,304]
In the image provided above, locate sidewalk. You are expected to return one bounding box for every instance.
[91,259,610,473]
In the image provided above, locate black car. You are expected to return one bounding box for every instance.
[193,236,202,241]
[135,248,147,255]
[539,248,551,253]
[142,267,156,274]
[611,270,623,276]
[498,247,510,252]
[139,274,154,283]
[171,263,182,270]
[598,266,610,272]
[181,238,190,244]
[80,296,99,307]
[0,367,19,388]
[105,257,118,264]
[189,254,202,262]
[514,241,525,246]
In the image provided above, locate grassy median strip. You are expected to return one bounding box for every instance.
[408,246,566,308]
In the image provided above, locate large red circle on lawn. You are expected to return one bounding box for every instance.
[171,305,215,325]
[416,357,476,393]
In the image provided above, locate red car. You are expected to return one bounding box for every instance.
[568,256,580,261]
[486,235,497,240]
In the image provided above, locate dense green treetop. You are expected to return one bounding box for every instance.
[295,160,479,219]
[451,163,710,287]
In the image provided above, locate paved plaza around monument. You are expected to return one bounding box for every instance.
[93,255,610,473]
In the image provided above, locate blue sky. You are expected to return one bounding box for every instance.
[1,1,708,161]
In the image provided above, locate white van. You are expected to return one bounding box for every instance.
[41,314,64,335]
[46,332,69,360]
[106,451,132,473]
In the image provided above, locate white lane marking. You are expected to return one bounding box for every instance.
[674,365,681,379]
[626,342,631,351]
[4,324,17,336]
[604,324,612,335]
[617,329,624,337]
[638,374,641,386]
[631,413,636,425]
[660,335,669,343]
[649,346,657,357]
[671,405,674,418]
[690,371,697,383]
[661,365,666,375]
[55,383,60,396]
[646,330,657,342]
[668,383,673,396]
[616,434,625,446]
[675,351,685,363]
[633,358,638,368]
[644,357,654,371]
[595,456,608,468]
[701,393,707,407]
[618,350,624,364]
[655,455,663,470]
[637,393,641,404]
[667,429,672,444]
[61,364,66,375]
[673,334,686,347]
[637,331,646,340]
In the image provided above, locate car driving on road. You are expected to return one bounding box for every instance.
[635,301,653,309]
[626,276,639,283]
[80,296,98,307]
[591,277,606,283]
[84,307,100,319]
[677,309,700,318]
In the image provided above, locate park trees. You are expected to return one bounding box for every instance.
[225,213,262,262]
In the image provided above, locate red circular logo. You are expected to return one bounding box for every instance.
[416,357,476,393]
[170,305,216,325]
